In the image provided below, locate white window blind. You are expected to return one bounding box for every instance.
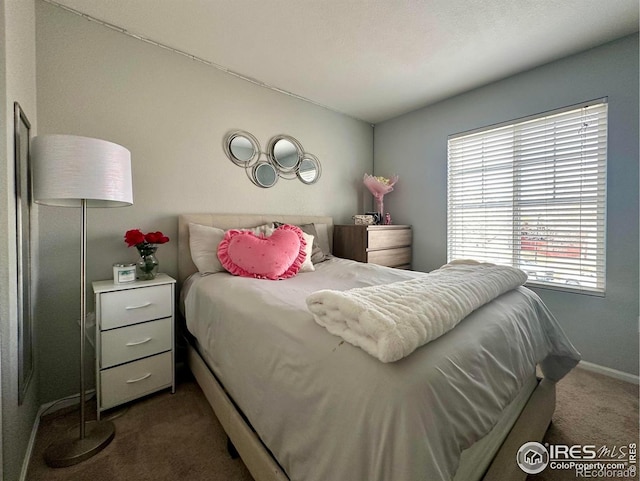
[447,101,607,294]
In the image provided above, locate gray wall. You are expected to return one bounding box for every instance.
[374,34,639,376]
[35,1,373,403]
[0,0,39,480]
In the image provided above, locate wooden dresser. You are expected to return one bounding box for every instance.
[333,224,412,269]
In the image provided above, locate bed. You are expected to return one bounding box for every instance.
[177,213,580,481]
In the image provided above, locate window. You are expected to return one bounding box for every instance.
[447,100,607,295]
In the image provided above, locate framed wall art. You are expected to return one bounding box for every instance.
[14,101,33,405]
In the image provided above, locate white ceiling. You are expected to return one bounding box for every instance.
[49,0,639,124]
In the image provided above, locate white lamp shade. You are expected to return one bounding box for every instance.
[32,134,133,207]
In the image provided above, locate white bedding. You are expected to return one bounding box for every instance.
[307,260,528,362]
[184,257,580,481]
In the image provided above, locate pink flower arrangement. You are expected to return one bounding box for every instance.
[363,174,398,215]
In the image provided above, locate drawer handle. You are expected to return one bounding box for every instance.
[125,302,153,310]
[126,337,152,346]
[126,373,152,384]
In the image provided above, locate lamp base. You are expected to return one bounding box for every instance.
[44,420,115,468]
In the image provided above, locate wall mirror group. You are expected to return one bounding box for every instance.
[224,130,321,188]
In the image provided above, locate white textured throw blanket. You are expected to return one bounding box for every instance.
[306,260,528,362]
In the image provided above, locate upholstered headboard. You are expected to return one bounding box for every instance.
[177,213,334,285]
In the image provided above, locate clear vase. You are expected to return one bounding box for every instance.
[376,196,385,224]
[137,245,159,280]
[376,196,384,216]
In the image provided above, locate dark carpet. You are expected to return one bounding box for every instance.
[528,368,638,481]
[27,367,638,481]
[27,380,253,481]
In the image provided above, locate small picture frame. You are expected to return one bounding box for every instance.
[365,212,383,225]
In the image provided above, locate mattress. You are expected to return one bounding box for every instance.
[454,374,538,480]
[183,257,580,481]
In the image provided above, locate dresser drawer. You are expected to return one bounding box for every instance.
[100,351,172,410]
[368,228,411,250]
[100,284,172,330]
[367,246,412,268]
[101,317,172,369]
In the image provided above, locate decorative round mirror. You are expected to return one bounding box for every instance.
[224,130,321,188]
[252,162,278,188]
[297,154,321,184]
[224,131,260,166]
[268,135,302,173]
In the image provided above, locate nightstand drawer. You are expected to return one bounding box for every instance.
[367,246,412,267]
[101,317,172,369]
[368,228,411,250]
[100,284,172,330]
[100,351,172,410]
[333,225,412,268]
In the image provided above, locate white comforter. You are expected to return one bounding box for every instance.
[184,258,580,481]
[306,260,528,362]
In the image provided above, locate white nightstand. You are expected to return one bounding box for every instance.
[93,273,176,418]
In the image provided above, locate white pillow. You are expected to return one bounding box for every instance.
[299,232,315,273]
[189,223,225,274]
[189,222,275,274]
[247,224,274,236]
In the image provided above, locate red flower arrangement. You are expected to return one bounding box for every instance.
[124,229,170,249]
[124,229,170,280]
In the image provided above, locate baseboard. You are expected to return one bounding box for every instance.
[578,361,639,385]
[38,389,96,418]
[18,390,96,481]
[18,404,46,481]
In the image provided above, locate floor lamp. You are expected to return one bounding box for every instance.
[32,134,133,467]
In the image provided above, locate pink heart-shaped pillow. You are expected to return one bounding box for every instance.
[217,224,306,280]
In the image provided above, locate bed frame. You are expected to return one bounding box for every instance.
[177,213,556,481]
